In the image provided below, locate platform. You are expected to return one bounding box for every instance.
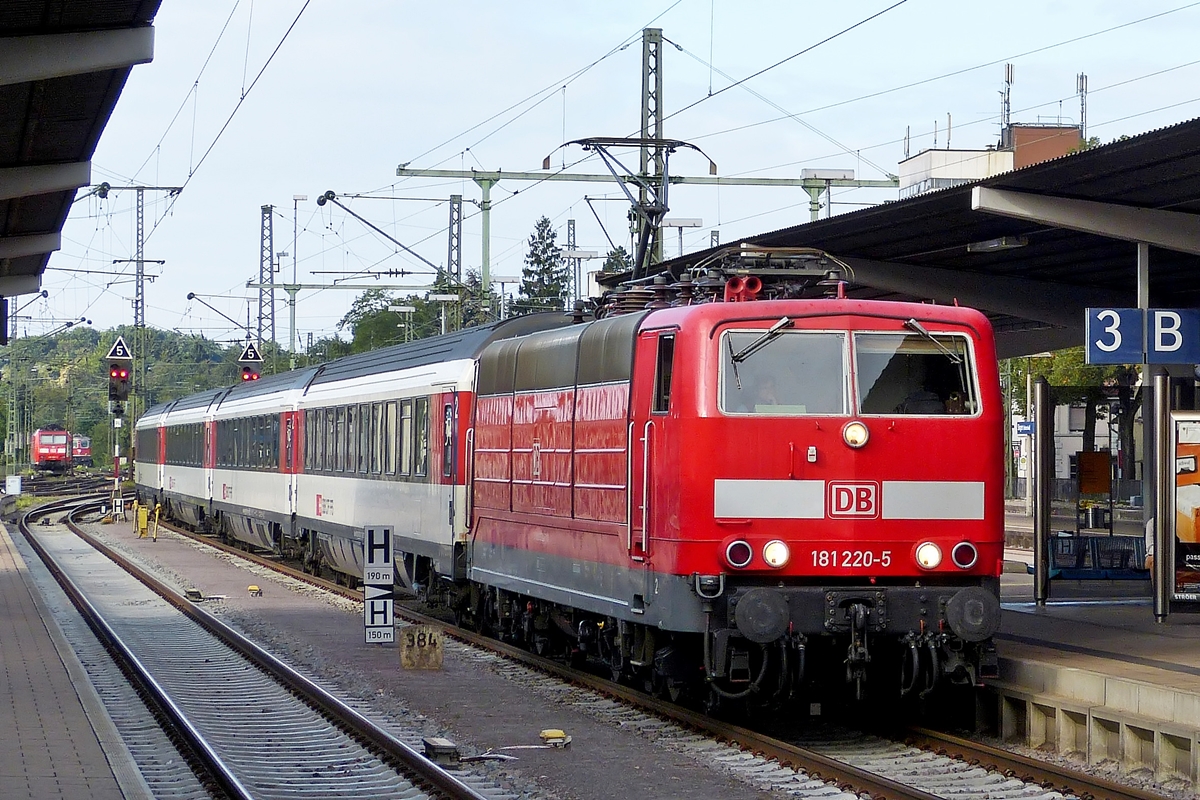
[0,522,150,799]
[992,536,1200,785]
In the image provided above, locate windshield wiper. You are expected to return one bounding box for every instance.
[732,316,793,363]
[904,318,962,364]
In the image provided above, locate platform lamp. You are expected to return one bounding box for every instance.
[661,218,702,259]
[427,293,458,336]
[489,277,520,320]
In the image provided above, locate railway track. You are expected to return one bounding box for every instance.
[19,498,494,800]
[145,520,1169,800]
[19,473,112,496]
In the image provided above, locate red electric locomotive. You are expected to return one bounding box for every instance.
[465,260,1003,706]
[31,425,73,473]
[72,434,93,467]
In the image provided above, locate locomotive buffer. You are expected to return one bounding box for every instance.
[363,526,395,643]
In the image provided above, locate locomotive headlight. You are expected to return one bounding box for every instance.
[952,541,979,569]
[762,540,790,568]
[725,540,753,569]
[915,541,942,570]
[842,420,869,448]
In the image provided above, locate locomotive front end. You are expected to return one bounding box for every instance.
[687,300,1003,703]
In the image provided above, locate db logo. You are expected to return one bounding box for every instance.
[828,482,878,518]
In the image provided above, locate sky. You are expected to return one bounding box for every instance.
[30,0,1200,350]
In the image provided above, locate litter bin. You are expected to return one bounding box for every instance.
[1085,506,1110,529]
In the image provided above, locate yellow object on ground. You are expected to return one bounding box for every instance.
[135,504,149,538]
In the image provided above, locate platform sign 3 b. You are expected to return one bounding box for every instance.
[1086,308,1200,364]
[363,526,394,643]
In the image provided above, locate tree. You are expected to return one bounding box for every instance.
[461,268,501,328]
[1006,347,1141,481]
[602,246,632,274]
[513,216,569,315]
[338,288,406,352]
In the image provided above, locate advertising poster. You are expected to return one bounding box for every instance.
[1175,418,1200,601]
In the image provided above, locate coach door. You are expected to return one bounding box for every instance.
[629,330,677,566]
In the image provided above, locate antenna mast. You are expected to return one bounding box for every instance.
[1077,72,1088,141]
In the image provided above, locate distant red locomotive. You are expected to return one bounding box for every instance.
[31,425,72,472]
[136,247,1003,708]
[72,434,93,467]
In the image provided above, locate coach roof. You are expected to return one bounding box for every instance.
[307,312,572,388]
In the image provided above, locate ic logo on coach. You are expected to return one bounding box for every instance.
[828,482,878,518]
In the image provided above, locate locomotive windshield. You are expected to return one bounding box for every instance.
[720,331,847,415]
[719,328,977,416]
[855,332,976,415]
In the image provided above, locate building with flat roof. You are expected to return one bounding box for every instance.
[900,123,1082,199]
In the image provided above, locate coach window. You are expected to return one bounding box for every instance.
[257,416,264,469]
[324,408,335,471]
[304,411,313,470]
[400,399,413,476]
[245,417,253,467]
[245,417,254,468]
[232,418,241,467]
[653,334,675,413]
[328,410,338,472]
[311,410,320,471]
[358,403,370,473]
[319,410,328,472]
[273,415,281,469]
[414,397,429,477]
[246,417,255,468]
[384,401,397,475]
[348,405,359,473]
[442,402,453,478]
[371,403,383,474]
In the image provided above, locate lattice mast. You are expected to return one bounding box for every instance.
[639,28,664,269]
[258,205,275,355]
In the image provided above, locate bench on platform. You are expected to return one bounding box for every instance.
[1026,533,1149,581]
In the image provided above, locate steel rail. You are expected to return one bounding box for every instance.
[62,506,488,800]
[20,497,249,800]
[900,726,1165,800]
[157,523,940,800]
[160,520,1169,800]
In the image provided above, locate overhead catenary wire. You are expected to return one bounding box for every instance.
[399,1,686,172]
[680,1,1200,148]
[144,0,314,245]
[58,1,1200,340]
[131,1,243,183]
[661,1,910,127]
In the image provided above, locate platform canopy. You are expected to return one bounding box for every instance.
[0,1,160,300]
[644,117,1200,359]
